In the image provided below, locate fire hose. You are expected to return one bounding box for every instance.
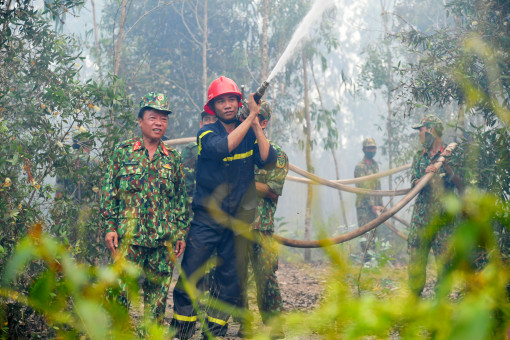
[288,164,410,196]
[164,137,454,248]
[272,143,456,248]
[287,163,411,185]
[164,137,409,196]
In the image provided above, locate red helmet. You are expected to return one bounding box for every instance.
[204,76,242,115]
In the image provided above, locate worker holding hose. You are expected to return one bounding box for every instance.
[171,76,276,339]
[408,114,463,296]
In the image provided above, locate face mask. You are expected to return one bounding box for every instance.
[364,151,376,159]
[422,131,435,150]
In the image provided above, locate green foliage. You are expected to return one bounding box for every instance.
[396,0,510,200]
[98,0,252,136]
[279,190,509,339]
[0,224,168,339]
[310,103,340,151]
[0,1,136,336]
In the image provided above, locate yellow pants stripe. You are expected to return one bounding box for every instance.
[206,315,228,326]
[173,313,197,322]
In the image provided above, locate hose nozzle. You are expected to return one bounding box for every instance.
[238,81,270,119]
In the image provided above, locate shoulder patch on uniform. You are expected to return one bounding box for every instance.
[133,141,142,151]
[277,154,286,168]
[118,139,133,148]
[161,144,169,156]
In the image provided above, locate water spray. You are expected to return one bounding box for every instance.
[237,80,270,119]
[237,0,334,120]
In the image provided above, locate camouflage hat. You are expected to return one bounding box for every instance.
[201,110,213,119]
[139,92,172,115]
[412,114,443,137]
[362,138,377,147]
[259,101,272,121]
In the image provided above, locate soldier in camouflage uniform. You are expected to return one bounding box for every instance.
[100,92,189,324]
[354,138,385,258]
[180,111,217,212]
[237,101,287,339]
[408,114,463,295]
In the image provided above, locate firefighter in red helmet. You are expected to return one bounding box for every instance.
[171,76,277,339]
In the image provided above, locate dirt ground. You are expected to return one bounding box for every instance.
[161,259,443,339]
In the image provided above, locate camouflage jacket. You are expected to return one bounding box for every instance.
[354,157,383,208]
[180,142,198,206]
[251,142,288,232]
[410,146,455,228]
[100,137,190,247]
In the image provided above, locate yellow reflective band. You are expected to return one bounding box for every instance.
[223,149,253,162]
[207,316,228,326]
[198,130,213,155]
[173,313,197,322]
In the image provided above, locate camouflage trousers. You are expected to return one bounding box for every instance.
[112,244,174,323]
[356,207,380,256]
[237,230,283,324]
[408,220,453,295]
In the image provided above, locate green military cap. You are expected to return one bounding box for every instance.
[412,114,443,136]
[200,110,209,119]
[140,92,172,114]
[362,138,377,147]
[259,101,271,121]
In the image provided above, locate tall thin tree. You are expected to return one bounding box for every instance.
[302,49,313,262]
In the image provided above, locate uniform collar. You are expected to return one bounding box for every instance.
[422,144,444,158]
[132,137,169,156]
[362,156,374,165]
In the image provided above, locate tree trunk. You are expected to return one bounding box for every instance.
[91,0,100,57]
[302,49,312,262]
[381,0,396,232]
[381,0,394,202]
[309,57,348,227]
[114,0,128,76]
[331,149,348,226]
[202,0,208,103]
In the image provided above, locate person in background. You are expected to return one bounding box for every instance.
[408,114,463,296]
[237,101,288,339]
[354,138,385,260]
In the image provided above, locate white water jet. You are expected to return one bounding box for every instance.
[266,0,336,82]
